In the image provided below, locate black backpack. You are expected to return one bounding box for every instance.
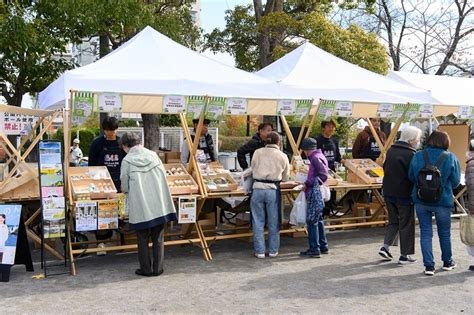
[416,150,448,203]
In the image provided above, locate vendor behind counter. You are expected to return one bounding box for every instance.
[352,118,386,161]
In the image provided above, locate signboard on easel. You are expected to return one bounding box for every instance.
[0,204,22,265]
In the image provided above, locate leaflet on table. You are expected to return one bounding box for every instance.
[98,92,122,112]
[294,99,313,120]
[0,112,38,136]
[186,96,206,120]
[277,99,296,115]
[316,100,336,120]
[75,201,98,232]
[163,95,186,113]
[206,97,225,121]
[226,98,248,115]
[97,200,119,230]
[178,197,197,224]
[73,91,94,117]
[0,204,22,265]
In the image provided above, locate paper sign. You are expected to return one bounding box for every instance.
[406,104,421,121]
[335,101,353,117]
[419,104,433,118]
[377,103,393,118]
[0,204,22,265]
[317,100,336,119]
[186,96,206,120]
[206,97,225,121]
[98,93,122,112]
[294,99,312,120]
[75,201,98,232]
[0,112,37,136]
[458,106,474,120]
[73,92,94,117]
[163,95,186,113]
[42,197,66,239]
[97,200,119,230]
[226,98,248,115]
[178,197,197,224]
[277,99,296,115]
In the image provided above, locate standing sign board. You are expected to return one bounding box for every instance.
[178,197,197,224]
[0,204,22,265]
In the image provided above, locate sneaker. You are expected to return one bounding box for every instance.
[97,242,107,256]
[424,266,435,276]
[442,260,457,271]
[254,253,265,259]
[320,248,329,255]
[378,247,393,260]
[469,265,474,271]
[269,252,278,258]
[398,255,417,265]
[299,250,320,258]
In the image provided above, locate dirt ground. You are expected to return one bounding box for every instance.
[3,222,473,314]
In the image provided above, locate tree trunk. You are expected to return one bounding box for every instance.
[141,114,160,151]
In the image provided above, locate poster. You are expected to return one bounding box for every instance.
[178,197,197,224]
[75,201,98,232]
[186,96,206,120]
[294,99,312,120]
[163,95,186,114]
[73,92,94,117]
[335,101,353,117]
[42,197,66,239]
[0,112,37,136]
[377,103,393,118]
[226,98,248,115]
[317,100,336,120]
[418,104,433,118]
[458,106,474,120]
[277,99,296,115]
[0,204,21,265]
[38,141,62,165]
[97,200,119,230]
[98,92,122,112]
[40,165,64,187]
[206,97,225,121]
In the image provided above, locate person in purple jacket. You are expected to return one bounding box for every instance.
[300,138,329,258]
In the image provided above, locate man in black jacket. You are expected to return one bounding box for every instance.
[315,120,341,171]
[237,123,273,170]
[378,126,422,264]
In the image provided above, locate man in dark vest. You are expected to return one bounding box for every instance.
[181,119,216,165]
[352,118,386,161]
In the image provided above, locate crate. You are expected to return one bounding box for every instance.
[69,166,117,200]
[344,159,383,184]
[203,173,239,192]
[167,174,199,195]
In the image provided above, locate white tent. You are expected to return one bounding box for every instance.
[38,26,305,115]
[387,71,474,106]
[256,42,446,117]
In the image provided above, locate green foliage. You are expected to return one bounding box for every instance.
[220,136,251,152]
[54,127,100,157]
[159,115,181,127]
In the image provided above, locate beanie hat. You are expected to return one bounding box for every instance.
[300,138,318,151]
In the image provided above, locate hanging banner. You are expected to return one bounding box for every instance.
[75,201,98,232]
[186,96,206,120]
[294,99,313,120]
[163,95,186,114]
[0,112,37,136]
[98,93,122,112]
[178,196,197,224]
[377,103,393,118]
[317,100,336,120]
[226,98,248,115]
[206,97,225,121]
[392,103,420,122]
[97,199,119,230]
[418,104,433,118]
[457,106,474,120]
[276,99,296,115]
[73,92,94,117]
[335,101,353,117]
[0,204,22,265]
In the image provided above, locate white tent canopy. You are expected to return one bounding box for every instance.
[256,42,436,107]
[387,71,474,106]
[38,26,307,115]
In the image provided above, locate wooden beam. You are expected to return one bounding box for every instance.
[280,116,299,156]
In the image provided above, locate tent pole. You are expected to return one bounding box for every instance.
[280,116,299,156]
[295,114,310,149]
[304,114,317,139]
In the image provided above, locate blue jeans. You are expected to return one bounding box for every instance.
[251,189,280,254]
[307,214,328,253]
[415,204,453,267]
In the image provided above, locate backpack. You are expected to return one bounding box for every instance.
[416,150,448,203]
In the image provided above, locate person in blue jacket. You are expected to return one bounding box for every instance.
[408,130,461,276]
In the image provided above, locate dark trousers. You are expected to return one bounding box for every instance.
[383,201,415,256]
[136,224,164,274]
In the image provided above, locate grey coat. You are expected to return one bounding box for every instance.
[465,155,474,214]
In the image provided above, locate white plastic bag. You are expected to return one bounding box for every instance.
[290,192,307,226]
[320,184,331,202]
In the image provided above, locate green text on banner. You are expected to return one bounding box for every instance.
[294,99,313,120]
[186,96,206,120]
[163,95,186,113]
[206,97,226,121]
[73,92,94,117]
[226,98,248,115]
[98,93,122,112]
[277,99,296,115]
[317,100,336,120]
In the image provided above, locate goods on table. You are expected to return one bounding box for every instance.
[344,159,384,184]
[164,163,199,195]
[327,170,343,186]
[69,166,117,200]
[203,173,238,192]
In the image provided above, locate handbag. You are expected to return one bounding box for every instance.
[460,214,474,246]
[319,178,331,202]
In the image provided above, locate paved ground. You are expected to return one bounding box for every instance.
[4,222,474,314]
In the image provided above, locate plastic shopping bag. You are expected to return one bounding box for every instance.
[289,192,307,226]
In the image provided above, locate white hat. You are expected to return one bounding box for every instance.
[73,138,80,144]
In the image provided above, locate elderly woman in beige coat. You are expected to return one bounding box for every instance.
[120,132,177,277]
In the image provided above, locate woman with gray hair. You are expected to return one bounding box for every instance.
[120,132,177,277]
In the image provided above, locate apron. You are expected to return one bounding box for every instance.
[100,144,122,192]
[361,136,382,161]
[322,141,337,171]
[253,179,282,227]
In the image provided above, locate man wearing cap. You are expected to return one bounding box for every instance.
[181,118,217,165]
[69,138,83,167]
